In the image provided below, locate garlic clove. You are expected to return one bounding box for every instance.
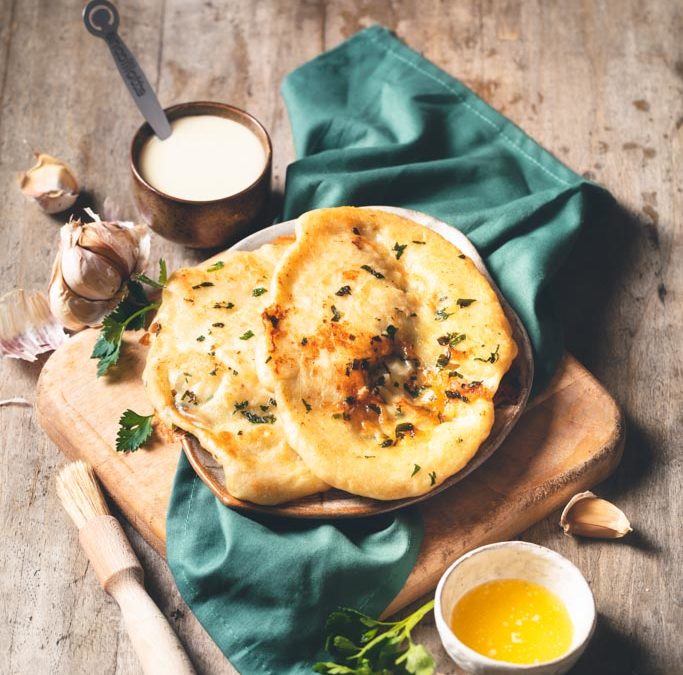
[47,214,150,330]
[560,491,632,539]
[0,289,68,361]
[78,220,151,277]
[48,259,121,331]
[61,236,124,300]
[19,153,80,214]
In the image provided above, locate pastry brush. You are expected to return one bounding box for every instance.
[56,460,196,675]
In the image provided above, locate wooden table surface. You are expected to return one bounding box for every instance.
[1,1,680,673]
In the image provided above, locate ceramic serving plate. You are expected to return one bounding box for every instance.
[182,206,534,518]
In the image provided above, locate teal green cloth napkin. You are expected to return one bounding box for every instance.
[167,25,610,675]
[167,461,421,674]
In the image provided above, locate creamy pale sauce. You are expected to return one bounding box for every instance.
[139,115,266,201]
[451,578,573,665]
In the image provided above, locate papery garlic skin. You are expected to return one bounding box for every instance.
[48,215,151,331]
[0,289,68,361]
[48,266,120,331]
[60,226,125,300]
[560,491,632,539]
[19,153,80,214]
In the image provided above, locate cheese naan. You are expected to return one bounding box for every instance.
[143,240,328,505]
[263,207,517,500]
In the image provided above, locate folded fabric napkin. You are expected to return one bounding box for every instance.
[167,25,610,675]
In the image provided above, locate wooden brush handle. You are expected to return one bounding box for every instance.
[80,516,196,675]
[109,571,196,675]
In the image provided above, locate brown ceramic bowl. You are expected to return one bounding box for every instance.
[130,101,272,249]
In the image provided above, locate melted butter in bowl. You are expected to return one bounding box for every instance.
[451,578,573,665]
[435,541,596,675]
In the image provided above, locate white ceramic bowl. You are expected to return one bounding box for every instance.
[435,542,596,675]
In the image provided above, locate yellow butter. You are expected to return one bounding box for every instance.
[451,578,573,664]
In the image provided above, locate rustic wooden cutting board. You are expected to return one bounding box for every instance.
[36,329,624,616]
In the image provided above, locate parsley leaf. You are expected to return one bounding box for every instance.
[136,259,168,288]
[313,601,435,675]
[435,354,450,369]
[158,259,168,285]
[240,330,255,340]
[91,325,122,377]
[456,298,476,307]
[110,280,151,329]
[393,242,407,260]
[116,409,154,452]
[474,344,500,363]
[302,399,312,413]
[252,287,267,296]
[91,279,160,377]
[335,285,352,297]
[241,410,276,424]
[434,308,453,322]
[403,382,423,399]
[233,401,249,414]
[445,390,469,402]
[192,281,214,289]
[399,643,436,674]
[395,422,416,438]
[429,471,437,486]
[361,264,385,279]
[207,260,224,272]
[331,305,342,322]
[411,463,421,476]
[437,332,466,347]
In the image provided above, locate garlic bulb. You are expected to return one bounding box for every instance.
[48,213,151,331]
[0,289,68,361]
[19,153,80,214]
[560,491,632,539]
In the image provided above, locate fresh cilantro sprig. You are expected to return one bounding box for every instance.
[91,260,167,376]
[116,409,154,452]
[313,600,435,675]
[135,259,168,288]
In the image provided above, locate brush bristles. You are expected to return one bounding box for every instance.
[56,460,110,529]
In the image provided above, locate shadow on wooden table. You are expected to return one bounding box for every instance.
[554,196,659,490]
[553,197,662,674]
[572,612,646,674]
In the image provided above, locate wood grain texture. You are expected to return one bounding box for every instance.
[78,517,196,675]
[1,1,681,674]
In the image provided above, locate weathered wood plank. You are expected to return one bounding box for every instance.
[0,1,165,674]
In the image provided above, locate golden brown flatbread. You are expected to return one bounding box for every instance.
[143,240,328,505]
[263,207,517,500]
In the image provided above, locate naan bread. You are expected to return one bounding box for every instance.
[263,207,517,500]
[143,240,328,505]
